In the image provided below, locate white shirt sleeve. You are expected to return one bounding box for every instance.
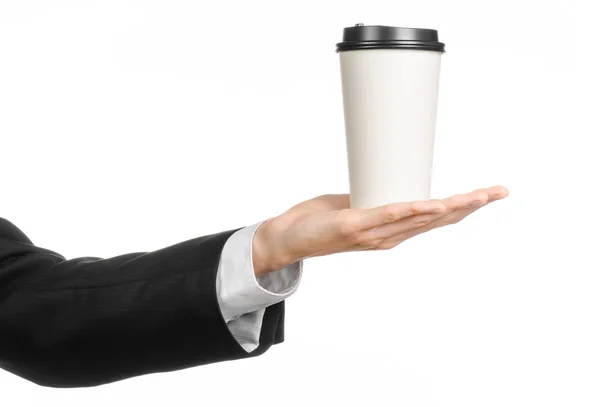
[215,219,303,352]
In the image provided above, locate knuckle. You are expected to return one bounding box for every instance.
[414,219,430,227]
[347,231,362,242]
[475,192,488,203]
[409,203,420,216]
[383,207,397,222]
[358,239,376,248]
[337,213,359,237]
[339,223,355,237]
[339,221,361,241]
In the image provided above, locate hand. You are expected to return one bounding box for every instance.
[252,186,509,276]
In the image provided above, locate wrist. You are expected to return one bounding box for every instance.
[252,219,291,277]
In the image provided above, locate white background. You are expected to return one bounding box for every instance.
[0,0,598,406]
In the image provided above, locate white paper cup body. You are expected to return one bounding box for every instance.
[340,48,442,209]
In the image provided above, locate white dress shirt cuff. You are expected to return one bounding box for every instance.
[216,219,302,352]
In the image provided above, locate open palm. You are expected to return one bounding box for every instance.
[254,186,509,271]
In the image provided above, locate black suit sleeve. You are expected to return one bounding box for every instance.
[0,217,285,388]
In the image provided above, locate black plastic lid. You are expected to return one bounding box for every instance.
[336,24,445,53]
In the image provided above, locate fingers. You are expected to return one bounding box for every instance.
[368,195,498,250]
[488,185,510,199]
[440,190,488,211]
[361,210,447,242]
[356,189,493,242]
[356,200,446,231]
[356,186,509,251]
[344,186,507,233]
[331,185,509,253]
[438,186,508,211]
[488,188,509,202]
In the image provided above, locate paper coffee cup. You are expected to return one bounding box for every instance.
[337,24,445,209]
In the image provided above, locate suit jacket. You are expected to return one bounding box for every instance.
[0,217,285,387]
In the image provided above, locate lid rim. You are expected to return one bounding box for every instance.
[336,24,445,53]
[336,42,445,53]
